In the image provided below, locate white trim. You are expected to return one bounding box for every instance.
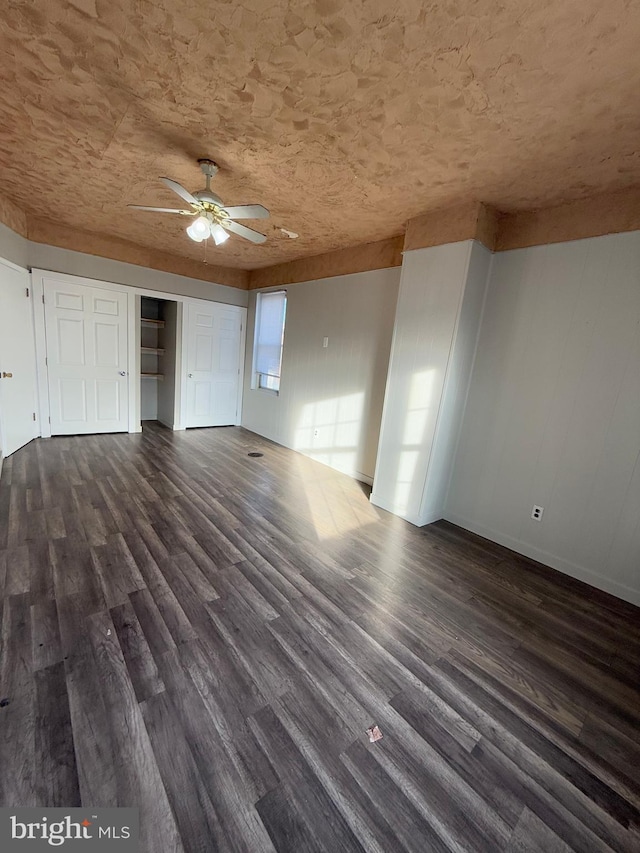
[172,301,185,430]
[236,308,247,426]
[444,511,640,606]
[127,291,140,433]
[31,272,51,438]
[0,255,29,275]
[30,267,237,306]
[179,300,189,431]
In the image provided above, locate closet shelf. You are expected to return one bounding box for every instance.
[141,372,164,380]
[141,347,165,354]
[141,318,165,328]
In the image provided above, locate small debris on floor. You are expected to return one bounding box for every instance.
[107,629,112,636]
[367,724,383,743]
[248,451,264,458]
[0,698,10,708]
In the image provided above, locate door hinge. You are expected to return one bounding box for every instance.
[32,412,36,421]
[26,287,30,297]
[48,416,51,423]
[45,356,48,366]
[42,294,45,304]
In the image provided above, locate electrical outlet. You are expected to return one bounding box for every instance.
[314,429,319,437]
[531,505,544,521]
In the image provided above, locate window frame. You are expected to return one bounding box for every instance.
[252,289,287,395]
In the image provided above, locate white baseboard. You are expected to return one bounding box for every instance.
[358,472,374,487]
[444,512,640,606]
[369,492,423,526]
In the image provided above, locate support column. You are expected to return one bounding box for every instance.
[371,239,492,525]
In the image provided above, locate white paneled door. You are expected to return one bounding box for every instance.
[0,261,39,456]
[185,302,243,428]
[44,279,129,434]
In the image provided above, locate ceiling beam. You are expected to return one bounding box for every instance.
[404,202,499,253]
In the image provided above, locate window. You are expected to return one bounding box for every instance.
[253,290,287,393]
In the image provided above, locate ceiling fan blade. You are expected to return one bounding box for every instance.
[160,177,200,207]
[223,204,269,220]
[128,204,193,214]
[224,220,267,244]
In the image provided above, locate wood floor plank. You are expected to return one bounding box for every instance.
[140,690,223,853]
[505,807,574,852]
[31,598,62,671]
[4,545,30,596]
[340,739,453,853]
[121,530,198,647]
[0,593,36,807]
[110,600,165,702]
[179,636,279,803]
[0,422,638,853]
[0,550,6,601]
[156,647,277,853]
[250,705,367,853]
[34,660,80,806]
[86,609,183,852]
[128,587,177,661]
[274,685,423,853]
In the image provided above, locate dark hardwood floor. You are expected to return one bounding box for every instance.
[1,422,639,852]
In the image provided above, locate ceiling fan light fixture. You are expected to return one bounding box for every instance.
[186,222,205,242]
[186,215,210,241]
[131,163,270,246]
[210,223,230,245]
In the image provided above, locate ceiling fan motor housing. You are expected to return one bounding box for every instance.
[193,189,225,206]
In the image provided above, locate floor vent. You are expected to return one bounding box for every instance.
[248,451,264,458]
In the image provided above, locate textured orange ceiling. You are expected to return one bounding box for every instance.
[1,0,639,271]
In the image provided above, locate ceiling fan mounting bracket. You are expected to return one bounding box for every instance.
[198,159,219,179]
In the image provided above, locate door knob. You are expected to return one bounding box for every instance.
[188,373,193,378]
[2,372,12,378]
[119,371,126,376]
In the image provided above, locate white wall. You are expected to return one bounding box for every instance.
[0,222,29,269]
[242,268,400,483]
[371,241,491,524]
[420,242,492,523]
[446,232,640,605]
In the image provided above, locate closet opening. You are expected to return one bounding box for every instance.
[140,296,179,430]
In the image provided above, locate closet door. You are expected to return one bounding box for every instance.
[185,302,243,427]
[44,279,129,434]
[0,260,38,456]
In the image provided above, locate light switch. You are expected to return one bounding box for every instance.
[322,336,329,348]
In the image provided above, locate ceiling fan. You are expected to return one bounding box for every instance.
[128,159,268,245]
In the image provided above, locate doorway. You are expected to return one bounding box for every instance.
[140,296,179,430]
[183,301,244,428]
[0,259,38,457]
